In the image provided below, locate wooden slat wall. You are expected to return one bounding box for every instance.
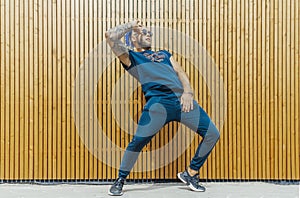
[0,0,299,181]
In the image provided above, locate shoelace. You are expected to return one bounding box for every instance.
[114,178,124,188]
[190,174,201,186]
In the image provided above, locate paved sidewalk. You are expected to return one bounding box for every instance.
[0,182,299,198]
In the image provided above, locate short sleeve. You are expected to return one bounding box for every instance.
[120,61,130,70]
[120,50,134,71]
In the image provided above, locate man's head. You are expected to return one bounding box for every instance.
[125,26,153,50]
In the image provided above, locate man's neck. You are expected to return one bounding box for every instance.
[136,47,151,52]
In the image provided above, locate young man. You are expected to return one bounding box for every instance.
[105,21,220,196]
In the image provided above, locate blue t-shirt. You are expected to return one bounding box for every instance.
[121,49,184,101]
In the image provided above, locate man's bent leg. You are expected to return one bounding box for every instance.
[118,134,154,178]
[118,102,168,179]
[189,121,220,170]
[180,101,220,171]
[177,101,219,191]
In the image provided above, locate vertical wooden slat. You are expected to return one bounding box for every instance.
[283,0,288,179]
[4,0,9,180]
[56,0,62,180]
[290,0,296,180]
[77,0,82,180]
[78,0,84,180]
[23,0,29,180]
[270,0,275,179]
[61,0,66,180]
[33,0,39,179]
[5,0,11,180]
[71,1,80,178]
[82,0,87,181]
[42,0,48,179]
[261,0,266,179]
[286,0,291,180]
[265,0,271,180]
[278,0,283,179]
[92,0,98,180]
[97,2,104,178]
[87,0,92,180]
[215,0,221,180]
[236,0,241,179]
[295,0,300,180]
[219,0,224,179]
[274,0,279,179]
[97,0,102,181]
[244,0,250,179]
[9,0,15,180]
[223,0,229,180]
[83,0,89,180]
[0,0,5,180]
[233,0,238,179]
[46,0,53,179]
[37,0,43,180]
[256,0,262,180]
[227,0,233,179]
[281,0,287,179]
[107,0,112,180]
[249,0,254,179]
[101,0,107,180]
[240,0,246,179]
[68,0,72,180]
[253,0,258,179]
[14,0,20,180]
[51,0,57,180]
[28,0,33,179]
[66,0,71,180]
[110,0,116,179]
[71,0,77,180]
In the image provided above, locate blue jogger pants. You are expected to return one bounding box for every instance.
[118,97,220,179]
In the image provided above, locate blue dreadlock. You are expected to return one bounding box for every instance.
[124,30,134,49]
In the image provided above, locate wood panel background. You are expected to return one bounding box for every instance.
[0,0,299,181]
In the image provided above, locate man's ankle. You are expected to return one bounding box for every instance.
[187,167,198,177]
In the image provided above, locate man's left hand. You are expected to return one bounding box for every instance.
[181,92,194,112]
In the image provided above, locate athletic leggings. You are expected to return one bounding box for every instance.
[118,97,220,179]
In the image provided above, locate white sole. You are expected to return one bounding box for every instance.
[108,190,123,196]
[177,172,205,192]
[177,172,187,184]
[188,183,205,192]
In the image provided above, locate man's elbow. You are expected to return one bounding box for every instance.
[105,31,111,39]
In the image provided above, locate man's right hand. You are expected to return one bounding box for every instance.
[131,20,142,32]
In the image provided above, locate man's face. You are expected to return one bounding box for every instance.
[132,26,153,48]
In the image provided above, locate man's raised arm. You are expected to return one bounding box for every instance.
[105,21,140,67]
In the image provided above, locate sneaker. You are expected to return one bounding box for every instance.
[108,177,125,196]
[177,170,206,192]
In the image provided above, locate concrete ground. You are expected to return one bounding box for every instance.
[0,182,299,198]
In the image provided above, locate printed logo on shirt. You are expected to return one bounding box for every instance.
[143,52,166,63]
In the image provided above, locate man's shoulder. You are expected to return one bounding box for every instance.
[157,50,172,58]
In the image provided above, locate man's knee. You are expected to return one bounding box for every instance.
[127,136,150,152]
[205,122,220,143]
